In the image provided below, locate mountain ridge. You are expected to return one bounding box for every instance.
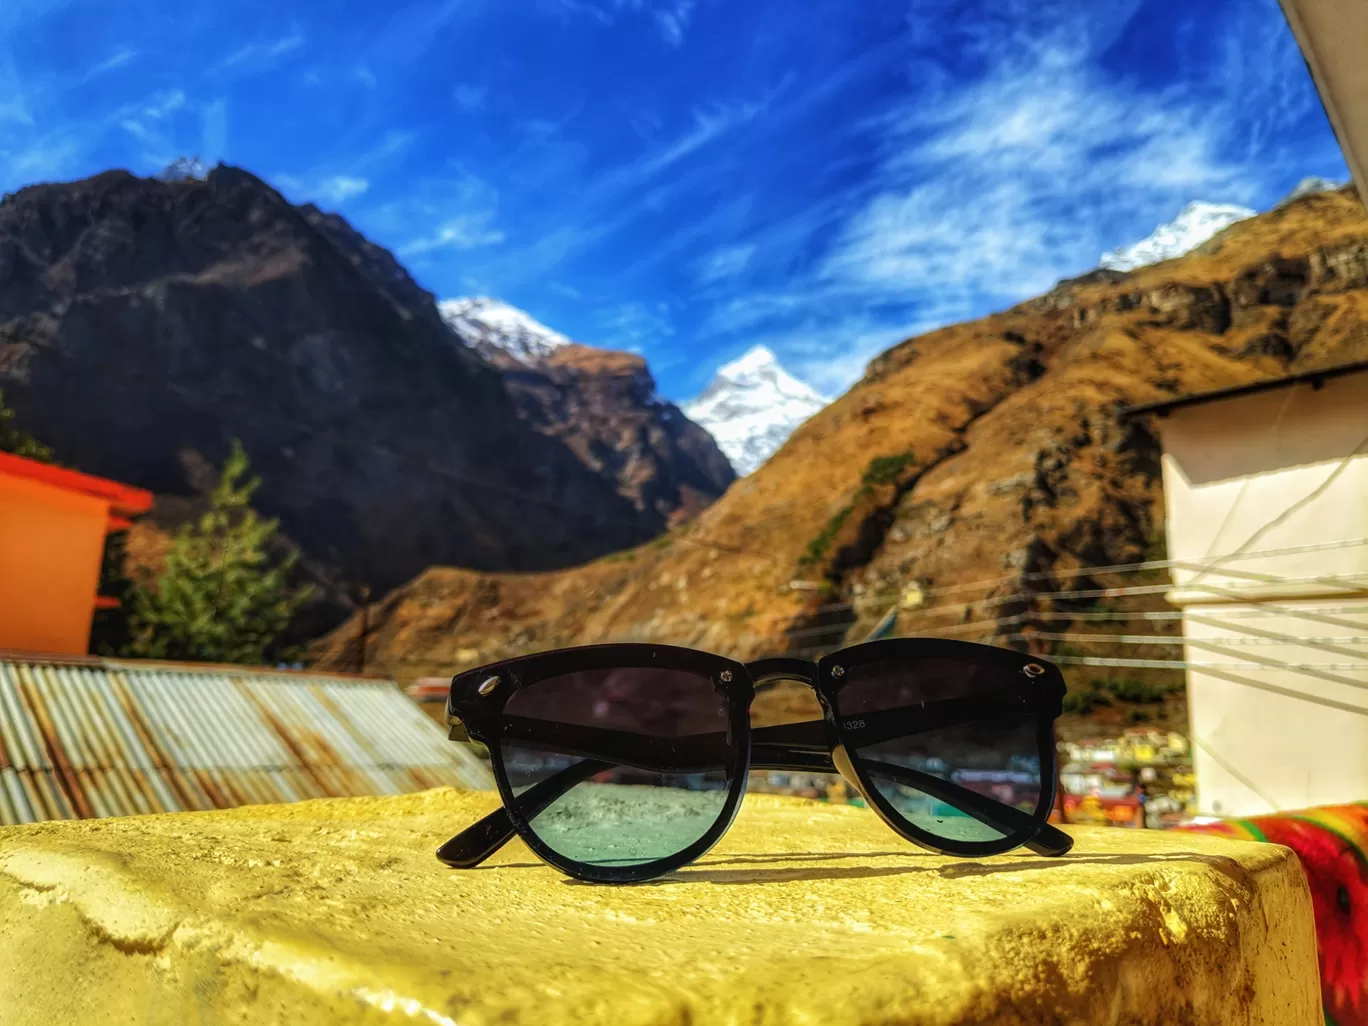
[311,184,1368,709]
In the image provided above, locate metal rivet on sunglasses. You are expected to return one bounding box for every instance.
[719,670,733,682]
[1022,663,1046,678]
[477,675,501,696]
[831,665,844,678]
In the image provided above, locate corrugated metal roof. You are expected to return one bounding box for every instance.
[0,655,492,826]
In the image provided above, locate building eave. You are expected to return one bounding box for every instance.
[1120,360,1368,422]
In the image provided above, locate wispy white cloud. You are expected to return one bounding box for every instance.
[115,89,190,161]
[316,174,370,203]
[272,126,414,209]
[549,0,617,27]
[624,100,765,184]
[821,44,1251,306]
[2,62,213,191]
[671,0,1328,395]
[733,293,979,397]
[366,0,473,65]
[654,0,695,47]
[352,129,416,170]
[787,322,912,396]
[602,300,675,348]
[442,92,774,289]
[208,32,304,75]
[400,214,505,256]
[549,0,699,46]
[2,132,82,187]
[379,171,507,258]
[80,47,137,83]
[141,89,187,120]
[272,167,374,209]
[695,242,755,284]
[353,67,378,89]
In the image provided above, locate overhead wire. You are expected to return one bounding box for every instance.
[1027,631,1368,648]
[364,562,1368,665]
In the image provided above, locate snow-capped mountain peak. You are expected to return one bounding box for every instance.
[1280,176,1346,205]
[682,345,830,476]
[157,156,211,182]
[1099,201,1256,272]
[439,296,572,363]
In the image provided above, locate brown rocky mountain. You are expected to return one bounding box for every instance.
[312,185,1368,732]
[0,165,732,632]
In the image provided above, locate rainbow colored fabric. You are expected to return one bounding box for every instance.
[1178,804,1368,1026]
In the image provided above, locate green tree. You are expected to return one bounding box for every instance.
[127,441,311,664]
[0,388,54,462]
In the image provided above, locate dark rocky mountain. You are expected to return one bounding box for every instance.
[436,297,735,527]
[0,165,732,629]
[498,344,735,527]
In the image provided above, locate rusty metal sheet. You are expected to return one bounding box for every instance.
[0,662,76,824]
[0,656,493,826]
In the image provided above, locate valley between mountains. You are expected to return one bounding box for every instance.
[3,162,1363,731]
[311,184,1368,737]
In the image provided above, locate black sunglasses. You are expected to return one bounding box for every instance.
[437,638,1073,884]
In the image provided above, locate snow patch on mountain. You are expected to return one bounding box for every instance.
[682,346,830,476]
[439,296,572,362]
[1279,176,1347,205]
[1100,201,1257,272]
[157,156,211,182]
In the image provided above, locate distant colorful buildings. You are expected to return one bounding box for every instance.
[1059,728,1195,828]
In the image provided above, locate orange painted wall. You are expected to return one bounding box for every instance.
[0,472,111,655]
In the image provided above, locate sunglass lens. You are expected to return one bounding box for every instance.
[835,655,1048,845]
[497,666,735,869]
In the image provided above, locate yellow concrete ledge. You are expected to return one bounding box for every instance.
[0,789,1320,1026]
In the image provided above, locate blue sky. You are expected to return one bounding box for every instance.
[0,0,1351,400]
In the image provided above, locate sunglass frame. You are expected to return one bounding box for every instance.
[444,638,1070,884]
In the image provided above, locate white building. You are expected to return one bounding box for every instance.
[1127,361,1368,816]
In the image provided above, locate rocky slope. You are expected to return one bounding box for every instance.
[311,185,1368,714]
[0,165,731,619]
[439,297,735,520]
[682,346,830,476]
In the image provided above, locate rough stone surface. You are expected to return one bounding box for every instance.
[0,788,1320,1026]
